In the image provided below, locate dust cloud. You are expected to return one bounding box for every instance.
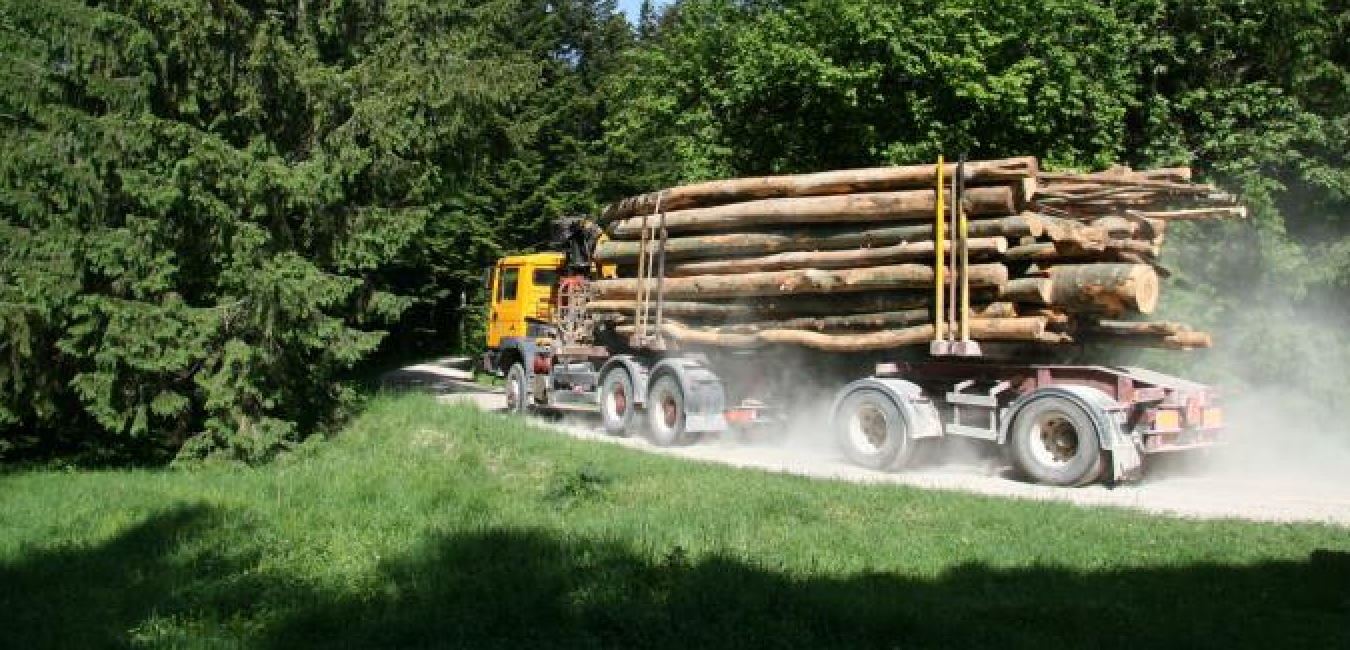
[701,334,1350,507]
[1136,278,1350,499]
[1143,388,1350,493]
[702,352,1010,477]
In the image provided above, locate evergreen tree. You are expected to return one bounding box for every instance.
[469,0,634,252]
[0,0,533,460]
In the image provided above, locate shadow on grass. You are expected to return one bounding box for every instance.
[0,504,265,649]
[3,512,1348,649]
[265,529,1350,650]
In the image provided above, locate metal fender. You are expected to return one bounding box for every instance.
[830,378,943,439]
[598,356,651,407]
[648,358,727,434]
[496,337,541,379]
[1000,385,1142,482]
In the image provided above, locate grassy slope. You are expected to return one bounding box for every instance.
[1,394,1347,649]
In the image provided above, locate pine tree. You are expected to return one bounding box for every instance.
[0,0,534,460]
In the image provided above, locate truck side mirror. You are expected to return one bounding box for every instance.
[480,266,493,291]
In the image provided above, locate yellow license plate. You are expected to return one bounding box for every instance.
[1153,409,1181,432]
[1202,407,1223,429]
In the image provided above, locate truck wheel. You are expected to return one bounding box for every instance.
[1008,395,1105,486]
[599,367,638,436]
[505,362,530,415]
[644,375,694,446]
[834,388,922,471]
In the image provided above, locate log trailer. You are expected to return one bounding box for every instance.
[482,213,1223,488]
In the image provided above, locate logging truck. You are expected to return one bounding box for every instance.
[482,158,1232,486]
[481,224,1222,488]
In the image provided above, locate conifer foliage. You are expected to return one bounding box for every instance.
[0,0,532,460]
[2,0,1348,461]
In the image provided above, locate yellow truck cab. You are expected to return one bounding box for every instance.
[482,252,564,378]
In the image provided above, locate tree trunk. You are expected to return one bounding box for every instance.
[606,303,1017,333]
[1124,207,1248,221]
[589,159,1242,352]
[608,186,1019,237]
[655,316,1049,351]
[1046,263,1160,316]
[1076,320,1212,349]
[1028,214,1107,252]
[602,157,1038,222]
[1004,239,1157,262]
[594,216,1043,263]
[587,299,758,320]
[592,263,1009,300]
[587,290,1002,321]
[663,237,1007,276]
[1037,166,1192,183]
[1000,277,1054,304]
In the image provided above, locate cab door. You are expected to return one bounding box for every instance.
[487,262,523,349]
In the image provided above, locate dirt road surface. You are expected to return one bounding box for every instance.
[389,364,1350,527]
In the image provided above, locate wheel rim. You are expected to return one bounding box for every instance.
[848,403,889,454]
[1029,413,1080,468]
[507,373,522,410]
[604,381,627,421]
[661,395,678,428]
[648,380,683,441]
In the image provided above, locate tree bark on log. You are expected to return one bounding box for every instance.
[587,300,757,320]
[1076,327,1213,349]
[604,303,1017,333]
[707,303,1017,333]
[1086,320,1194,336]
[1029,214,1108,252]
[1000,277,1054,304]
[1037,166,1193,184]
[594,216,1043,263]
[654,317,1050,351]
[608,186,1019,237]
[663,237,1007,276]
[1046,263,1160,315]
[1005,242,1072,262]
[587,159,1240,351]
[1091,216,1138,237]
[1019,307,1071,326]
[591,263,1009,300]
[1004,239,1158,262]
[601,157,1038,222]
[1124,207,1247,221]
[587,290,1002,320]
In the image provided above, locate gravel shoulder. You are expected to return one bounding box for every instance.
[412,369,1350,528]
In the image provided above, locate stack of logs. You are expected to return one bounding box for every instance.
[585,157,1243,352]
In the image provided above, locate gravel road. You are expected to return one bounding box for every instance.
[395,364,1350,528]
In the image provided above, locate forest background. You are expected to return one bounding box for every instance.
[2,0,1346,462]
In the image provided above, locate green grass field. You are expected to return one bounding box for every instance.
[2,394,1347,649]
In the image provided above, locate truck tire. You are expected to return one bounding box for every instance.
[505,362,530,415]
[833,387,924,471]
[599,367,638,436]
[644,374,695,446]
[1008,395,1105,486]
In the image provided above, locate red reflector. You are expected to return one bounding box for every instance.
[1184,395,1205,426]
[725,409,756,424]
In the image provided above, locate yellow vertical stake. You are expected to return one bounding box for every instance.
[959,179,971,342]
[933,156,946,342]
